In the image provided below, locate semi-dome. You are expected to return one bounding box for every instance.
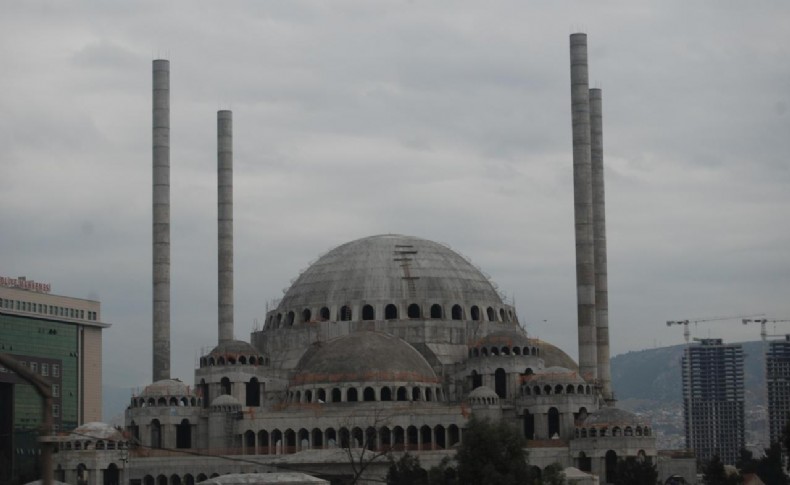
[582,407,649,427]
[277,234,504,313]
[70,422,124,441]
[291,331,438,385]
[211,394,241,407]
[530,339,579,372]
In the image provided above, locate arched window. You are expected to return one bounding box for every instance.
[312,428,323,449]
[451,304,463,320]
[276,313,282,327]
[407,304,420,319]
[286,311,295,326]
[430,304,442,319]
[332,388,342,403]
[381,387,392,401]
[246,377,260,406]
[412,387,421,401]
[567,384,575,394]
[605,450,618,483]
[302,308,311,323]
[244,430,255,454]
[239,356,247,365]
[523,410,535,440]
[513,347,521,355]
[150,419,162,449]
[396,386,408,401]
[362,305,375,321]
[548,407,560,438]
[471,306,480,321]
[555,384,564,394]
[347,388,358,402]
[319,307,330,321]
[471,370,482,389]
[494,368,507,398]
[176,419,192,449]
[259,430,269,454]
[318,389,326,402]
[486,306,496,321]
[385,304,398,320]
[221,377,231,395]
[363,387,375,401]
[500,308,507,322]
[491,347,499,356]
[339,305,352,321]
[425,388,433,402]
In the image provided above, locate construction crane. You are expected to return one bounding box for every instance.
[666,314,764,343]
[742,318,790,342]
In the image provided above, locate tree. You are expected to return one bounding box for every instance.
[455,416,530,485]
[387,453,428,485]
[613,456,658,485]
[427,456,458,485]
[754,443,788,485]
[538,463,566,485]
[735,448,757,475]
[701,455,740,485]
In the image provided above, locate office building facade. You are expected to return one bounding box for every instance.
[0,276,109,484]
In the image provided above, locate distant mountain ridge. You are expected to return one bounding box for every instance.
[611,340,767,405]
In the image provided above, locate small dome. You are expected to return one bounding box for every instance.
[468,386,499,400]
[139,379,191,398]
[211,394,241,407]
[292,331,438,385]
[582,407,649,427]
[474,330,530,348]
[70,422,123,441]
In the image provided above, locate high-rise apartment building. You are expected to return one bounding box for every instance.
[767,335,790,446]
[0,276,109,483]
[682,338,745,465]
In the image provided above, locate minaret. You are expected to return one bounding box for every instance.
[590,87,613,402]
[217,110,234,343]
[569,33,597,382]
[152,59,171,382]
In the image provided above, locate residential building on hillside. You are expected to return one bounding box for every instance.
[766,335,790,446]
[682,338,745,465]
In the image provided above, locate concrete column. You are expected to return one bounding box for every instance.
[152,59,171,382]
[590,88,613,403]
[569,33,597,382]
[217,110,234,344]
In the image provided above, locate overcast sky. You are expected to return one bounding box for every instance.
[2,1,789,395]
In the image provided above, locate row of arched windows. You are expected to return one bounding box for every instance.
[142,474,205,485]
[199,355,268,368]
[287,385,444,404]
[522,383,592,396]
[574,425,651,438]
[58,440,128,451]
[469,346,539,358]
[241,424,462,455]
[131,396,200,408]
[268,303,515,328]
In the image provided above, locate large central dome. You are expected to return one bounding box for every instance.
[278,234,503,310]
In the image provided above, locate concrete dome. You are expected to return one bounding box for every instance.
[139,379,190,397]
[278,234,503,311]
[291,331,438,385]
[206,339,262,359]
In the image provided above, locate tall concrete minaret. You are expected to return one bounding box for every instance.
[152,59,171,382]
[217,110,234,344]
[590,87,613,403]
[569,33,598,383]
